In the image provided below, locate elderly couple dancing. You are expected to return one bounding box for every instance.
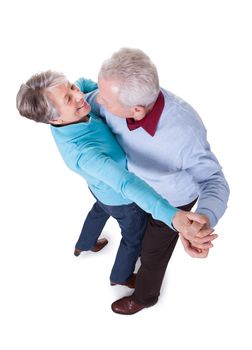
[16,47,229,315]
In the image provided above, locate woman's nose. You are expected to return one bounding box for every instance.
[75,91,84,102]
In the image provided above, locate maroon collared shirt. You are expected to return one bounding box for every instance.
[126,91,164,136]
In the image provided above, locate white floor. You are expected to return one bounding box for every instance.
[1,181,250,349]
[1,1,251,348]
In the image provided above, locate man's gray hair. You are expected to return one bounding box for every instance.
[99,48,160,107]
[16,70,67,123]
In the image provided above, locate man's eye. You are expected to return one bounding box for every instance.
[71,84,76,90]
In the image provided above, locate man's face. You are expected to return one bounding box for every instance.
[48,82,91,124]
[97,78,133,119]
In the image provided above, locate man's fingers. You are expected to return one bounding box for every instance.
[183,224,214,239]
[193,250,209,258]
[195,228,215,238]
[193,233,218,244]
[191,242,213,249]
[186,212,208,225]
[179,233,209,258]
[186,221,204,236]
[187,242,210,258]
[179,233,190,248]
[187,233,218,250]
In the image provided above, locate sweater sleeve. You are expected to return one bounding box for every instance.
[76,151,179,228]
[75,78,98,93]
[182,135,230,227]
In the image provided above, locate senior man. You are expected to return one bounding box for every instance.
[85,47,229,314]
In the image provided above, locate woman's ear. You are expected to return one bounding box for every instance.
[48,119,63,125]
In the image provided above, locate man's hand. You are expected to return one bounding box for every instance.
[173,210,218,250]
[179,233,209,258]
[173,210,208,237]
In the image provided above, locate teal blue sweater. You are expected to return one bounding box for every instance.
[50,80,178,228]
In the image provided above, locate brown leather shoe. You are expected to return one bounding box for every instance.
[74,238,108,256]
[90,238,108,252]
[111,295,149,315]
[110,273,136,289]
[74,248,82,257]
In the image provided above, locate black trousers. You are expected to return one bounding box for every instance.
[133,198,197,306]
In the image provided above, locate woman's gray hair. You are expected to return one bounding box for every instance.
[16,70,67,123]
[99,48,160,107]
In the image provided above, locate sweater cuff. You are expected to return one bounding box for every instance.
[195,208,217,228]
[155,199,179,229]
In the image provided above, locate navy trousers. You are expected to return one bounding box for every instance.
[75,200,147,284]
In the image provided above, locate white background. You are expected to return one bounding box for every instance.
[1,0,251,349]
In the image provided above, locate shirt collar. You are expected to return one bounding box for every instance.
[126,91,164,136]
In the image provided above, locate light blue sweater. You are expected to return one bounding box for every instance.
[50,80,178,228]
[86,84,230,228]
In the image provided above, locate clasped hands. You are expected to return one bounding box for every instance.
[173,211,217,258]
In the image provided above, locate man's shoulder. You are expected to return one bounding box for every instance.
[162,88,198,115]
[162,88,205,129]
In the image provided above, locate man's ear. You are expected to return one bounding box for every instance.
[131,106,147,121]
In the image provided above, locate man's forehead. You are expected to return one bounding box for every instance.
[98,79,119,98]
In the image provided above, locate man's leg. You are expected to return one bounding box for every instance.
[135,198,197,304]
[75,201,110,252]
[111,198,197,314]
[133,217,179,305]
[104,203,147,284]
